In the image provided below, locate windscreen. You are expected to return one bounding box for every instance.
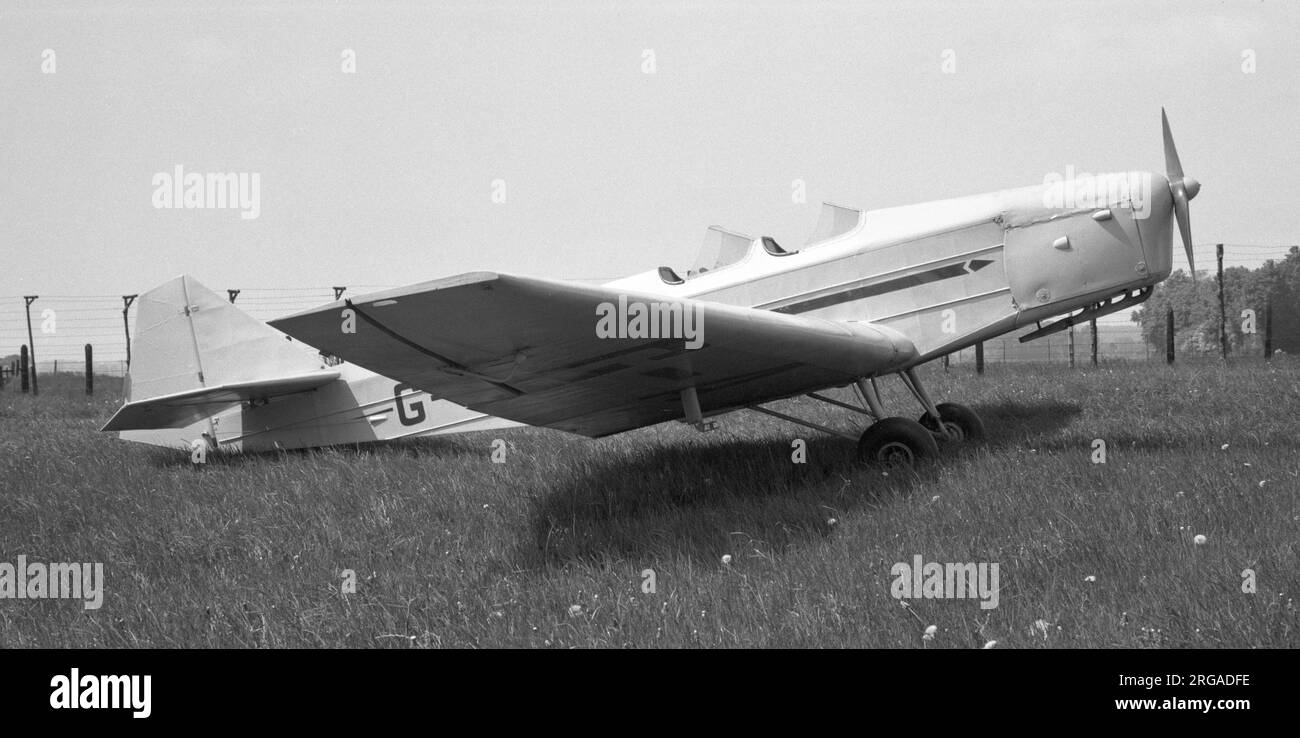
[688,226,754,276]
[805,202,863,246]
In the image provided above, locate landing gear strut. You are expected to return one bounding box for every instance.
[747,367,984,469]
[917,402,986,443]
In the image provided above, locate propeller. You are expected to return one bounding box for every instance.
[1161,108,1201,278]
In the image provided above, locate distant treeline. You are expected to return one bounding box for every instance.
[1133,246,1300,355]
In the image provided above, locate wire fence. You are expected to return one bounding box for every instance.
[0,285,400,379]
[0,291,1166,375]
[943,322,1283,367]
[0,302,1286,390]
[2,240,1297,385]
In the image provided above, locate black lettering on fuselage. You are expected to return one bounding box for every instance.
[394,383,426,426]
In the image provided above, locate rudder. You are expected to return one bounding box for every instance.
[125,275,326,403]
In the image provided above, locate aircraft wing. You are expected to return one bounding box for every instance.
[269,273,917,437]
[101,370,340,431]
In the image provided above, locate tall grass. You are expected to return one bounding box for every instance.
[1,362,1296,647]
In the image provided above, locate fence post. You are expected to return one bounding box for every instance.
[20,345,30,393]
[122,294,137,367]
[1217,243,1227,360]
[975,342,985,374]
[1068,326,1076,367]
[1166,308,1175,364]
[23,296,38,395]
[85,344,94,395]
[1264,299,1273,359]
[943,354,949,372]
[1090,319,1098,366]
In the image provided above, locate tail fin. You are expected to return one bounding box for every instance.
[103,275,338,431]
[125,274,325,402]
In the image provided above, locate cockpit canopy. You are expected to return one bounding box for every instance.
[805,202,863,246]
[687,226,753,277]
[658,203,864,284]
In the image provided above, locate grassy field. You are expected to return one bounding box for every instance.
[1,361,1297,648]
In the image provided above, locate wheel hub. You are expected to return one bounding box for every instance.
[941,420,964,442]
[877,441,915,466]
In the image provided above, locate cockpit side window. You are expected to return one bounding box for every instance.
[762,236,794,256]
[658,266,684,285]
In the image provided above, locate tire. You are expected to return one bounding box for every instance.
[918,402,986,443]
[858,417,940,467]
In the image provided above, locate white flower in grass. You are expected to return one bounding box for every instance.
[567,604,583,617]
[721,554,732,565]
[1084,575,1096,583]
[923,624,937,641]
[983,640,998,649]
[1193,534,1207,545]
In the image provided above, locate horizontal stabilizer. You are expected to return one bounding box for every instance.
[101,370,340,431]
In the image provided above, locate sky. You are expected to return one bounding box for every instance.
[1,0,1298,362]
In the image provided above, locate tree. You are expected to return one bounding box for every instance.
[1132,246,1300,355]
[1132,270,1219,355]
[1265,247,1300,353]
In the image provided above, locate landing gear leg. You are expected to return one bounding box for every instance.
[850,376,937,466]
[900,368,986,443]
[750,367,981,469]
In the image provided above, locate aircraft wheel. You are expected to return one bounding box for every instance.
[858,417,939,467]
[918,402,986,443]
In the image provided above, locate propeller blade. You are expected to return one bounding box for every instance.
[1162,108,1198,278]
[1161,107,1183,180]
[1171,182,1195,276]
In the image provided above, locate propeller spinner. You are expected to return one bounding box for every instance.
[1161,108,1201,277]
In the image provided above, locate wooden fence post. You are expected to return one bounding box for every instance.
[85,344,94,395]
[1166,308,1175,364]
[20,345,30,393]
[1217,243,1227,360]
[1264,299,1273,359]
[23,296,38,395]
[122,294,137,367]
[1090,319,1098,366]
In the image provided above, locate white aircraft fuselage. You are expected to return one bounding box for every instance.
[606,170,1175,366]
[119,362,513,453]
